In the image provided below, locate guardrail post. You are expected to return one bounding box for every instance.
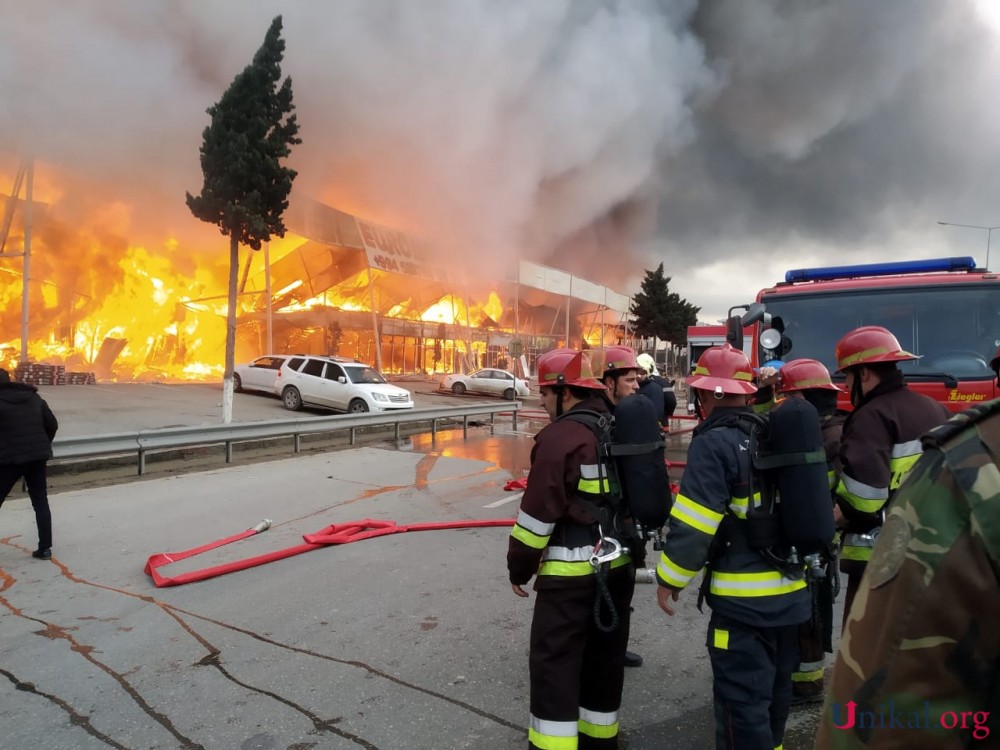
[463,414,468,438]
[431,418,437,441]
[294,433,301,453]
[512,408,517,432]
[225,441,233,463]
[350,427,357,446]
[138,449,146,476]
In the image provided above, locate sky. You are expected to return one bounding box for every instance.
[1,0,998,324]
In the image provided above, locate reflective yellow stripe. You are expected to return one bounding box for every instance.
[511,525,549,549]
[713,628,729,650]
[709,570,807,597]
[840,545,872,561]
[656,553,701,589]
[728,492,760,519]
[529,716,578,750]
[516,510,556,536]
[578,708,619,739]
[538,555,630,577]
[889,453,920,491]
[578,478,611,494]
[837,475,887,514]
[671,494,724,535]
[792,669,825,682]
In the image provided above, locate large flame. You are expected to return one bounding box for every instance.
[0,155,606,381]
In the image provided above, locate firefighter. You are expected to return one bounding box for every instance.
[588,345,647,669]
[635,352,671,428]
[775,359,845,706]
[656,343,810,750]
[833,325,950,626]
[508,348,635,750]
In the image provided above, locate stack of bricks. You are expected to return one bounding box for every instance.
[64,371,97,385]
[13,363,96,386]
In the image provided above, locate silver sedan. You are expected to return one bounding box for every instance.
[440,368,530,400]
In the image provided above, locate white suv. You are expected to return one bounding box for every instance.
[273,355,414,414]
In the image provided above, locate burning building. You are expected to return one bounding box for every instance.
[1,159,632,381]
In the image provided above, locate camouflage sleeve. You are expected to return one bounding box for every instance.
[817,407,1000,749]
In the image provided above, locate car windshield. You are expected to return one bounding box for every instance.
[344,365,387,384]
[759,283,1000,381]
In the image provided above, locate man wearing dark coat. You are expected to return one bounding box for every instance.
[0,368,59,559]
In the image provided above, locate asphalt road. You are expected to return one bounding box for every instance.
[0,382,833,749]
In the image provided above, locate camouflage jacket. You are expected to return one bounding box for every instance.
[817,399,1000,749]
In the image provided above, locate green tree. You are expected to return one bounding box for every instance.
[186,16,301,423]
[629,263,700,347]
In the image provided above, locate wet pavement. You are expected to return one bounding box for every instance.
[0,383,831,749]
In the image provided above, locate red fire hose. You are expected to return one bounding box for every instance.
[144,517,515,588]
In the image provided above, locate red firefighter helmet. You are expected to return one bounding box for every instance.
[686,343,758,395]
[536,349,606,391]
[589,345,640,380]
[777,358,842,393]
[834,326,919,372]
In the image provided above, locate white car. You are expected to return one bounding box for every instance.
[273,355,413,414]
[440,368,530,400]
[234,355,288,394]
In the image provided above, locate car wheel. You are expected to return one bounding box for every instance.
[502,388,516,400]
[282,386,302,411]
[233,374,243,393]
[452,382,467,395]
[348,398,370,414]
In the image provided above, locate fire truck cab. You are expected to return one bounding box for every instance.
[726,256,999,412]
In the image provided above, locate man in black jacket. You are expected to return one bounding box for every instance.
[0,368,59,559]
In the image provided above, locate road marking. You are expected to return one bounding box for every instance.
[484,492,522,508]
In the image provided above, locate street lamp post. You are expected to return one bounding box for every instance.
[938,221,1000,271]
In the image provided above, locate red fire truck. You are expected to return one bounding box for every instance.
[726,256,999,412]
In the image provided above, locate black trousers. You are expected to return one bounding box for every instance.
[0,460,52,550]
[707,612,799,750]
[528,569,635,749]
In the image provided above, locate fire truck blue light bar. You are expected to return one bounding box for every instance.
[784,256,977,283]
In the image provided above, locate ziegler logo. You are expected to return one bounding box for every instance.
[948,391,987,402]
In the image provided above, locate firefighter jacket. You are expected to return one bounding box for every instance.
[835,371,950,568]
[655,405,810,628]
[507,397,631,590]
[821,412,847,494]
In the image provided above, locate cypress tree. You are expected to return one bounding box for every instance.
[187,15,301,423]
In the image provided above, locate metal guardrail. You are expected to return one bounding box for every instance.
[52,402,521,476]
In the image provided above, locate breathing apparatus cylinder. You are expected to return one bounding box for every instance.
[634,567,658,584]
[766,397,834,555]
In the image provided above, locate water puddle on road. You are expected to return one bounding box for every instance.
[381,420,545,479]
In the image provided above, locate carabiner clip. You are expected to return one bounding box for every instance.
[590,535,623,568]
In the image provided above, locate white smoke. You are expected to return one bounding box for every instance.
[0,0,997,314]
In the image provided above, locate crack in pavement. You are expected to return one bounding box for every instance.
[0,536,524,749]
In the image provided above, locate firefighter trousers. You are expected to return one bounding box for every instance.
[707,612,799,750]
[792,575,834,700]
[528,568,635,750]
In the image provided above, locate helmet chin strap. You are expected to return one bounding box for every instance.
[555,387,566,418]
[849,367,865,407]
